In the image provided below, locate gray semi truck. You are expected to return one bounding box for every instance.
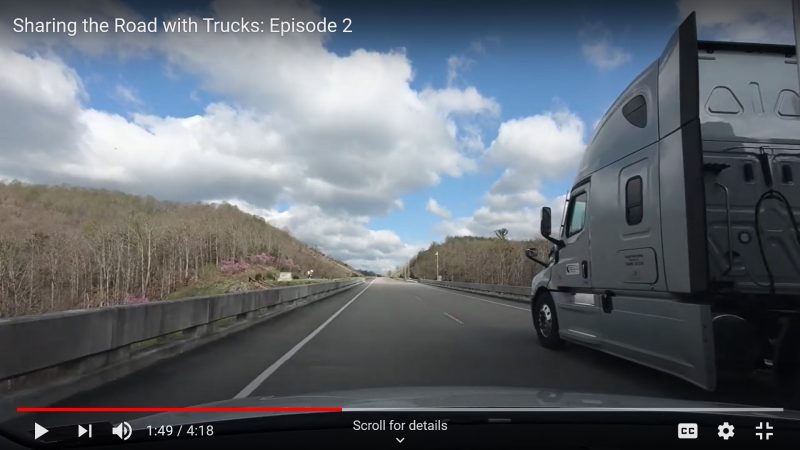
[525,12,800,393]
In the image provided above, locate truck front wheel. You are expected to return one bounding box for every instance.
[533,291,563,349]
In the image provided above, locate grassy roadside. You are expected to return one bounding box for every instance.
[164,263,342,300]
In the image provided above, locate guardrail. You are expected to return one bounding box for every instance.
[418,279,531,304]
[0,279,362,414]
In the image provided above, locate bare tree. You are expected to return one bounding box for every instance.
[0,182,357,318]
[409,235,549,286]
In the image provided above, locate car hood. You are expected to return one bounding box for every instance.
[129,386,794,426]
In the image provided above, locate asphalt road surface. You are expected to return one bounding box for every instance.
[5,278,789,430]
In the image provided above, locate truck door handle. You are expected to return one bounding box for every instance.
[601,290,614,313]
[581,261,588,279]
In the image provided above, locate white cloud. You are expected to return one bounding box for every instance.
[445,36,499,87]
[487,110,585,177]
[222,200,421,273]
[435,108,586,241]
[435,193,568,241]
[579,23,631,72]
[420,87,500,117]
[0,47,86,171]
[114,84,143,107]
[447,55,474,86]
[437,37,502,158]
[0,0,499,271]
[457,124,487,156]
[678,0,794,44]
[581,41,632,71]
[426,198,452,219]
[421,81,499,158]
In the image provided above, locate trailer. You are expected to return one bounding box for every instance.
[525,12,800,393]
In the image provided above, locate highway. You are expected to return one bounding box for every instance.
[10,278,787,429]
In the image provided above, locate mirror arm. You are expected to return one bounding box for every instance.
[524,248,548,267]
[543,235,565,250]
[528,256,549,267]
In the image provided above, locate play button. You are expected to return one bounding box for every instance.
[34,423,48,440]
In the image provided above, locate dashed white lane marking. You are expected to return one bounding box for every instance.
[443,312,464,325]
[433,287,529,312]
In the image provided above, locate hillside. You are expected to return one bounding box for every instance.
[408,235,551,286]
[0,182,358,318]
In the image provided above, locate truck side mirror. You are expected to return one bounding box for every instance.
[540,206,565,249]
[524,247,548,267]
[541,207,552,237]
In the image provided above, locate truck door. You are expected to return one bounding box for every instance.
[551,181,602,344]
[554,182,591,289]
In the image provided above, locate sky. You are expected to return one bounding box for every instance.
[0,0,796,272]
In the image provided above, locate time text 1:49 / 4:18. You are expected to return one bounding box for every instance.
[146,424,214,437]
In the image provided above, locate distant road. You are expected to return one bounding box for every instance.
[11,278,787,429]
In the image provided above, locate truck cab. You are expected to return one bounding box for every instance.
[527,13,800,393]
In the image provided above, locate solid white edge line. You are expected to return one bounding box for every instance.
[427,285,529,311]
[234,280,373,399]
[443,312,464,325]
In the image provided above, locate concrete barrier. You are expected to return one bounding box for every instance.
[418,279,531,304]
[0,279,362,414]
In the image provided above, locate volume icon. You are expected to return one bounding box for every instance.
[111,422,132,440]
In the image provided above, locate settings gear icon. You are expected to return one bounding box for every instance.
[717,422,735,440]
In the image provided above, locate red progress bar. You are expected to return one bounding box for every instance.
[18,407,342,413]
